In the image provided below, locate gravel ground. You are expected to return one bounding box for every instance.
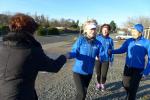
[35,39,150,100]
[0,34,149,100]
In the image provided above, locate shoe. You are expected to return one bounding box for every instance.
[100,84,105,92]
[96,83,101,90]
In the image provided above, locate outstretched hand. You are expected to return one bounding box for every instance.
[64,53,70,59]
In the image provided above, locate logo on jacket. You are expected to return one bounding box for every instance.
[135,43,142,46]
[93,46,98,49]
[106,42,109,45]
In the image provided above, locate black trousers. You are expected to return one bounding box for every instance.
[73,72,92,100]
[95,60,109,84]
[122,65,143,100]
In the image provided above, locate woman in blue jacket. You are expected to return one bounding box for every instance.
[109,24,150,100]
[95,24,114,91]
[66,20,104,100]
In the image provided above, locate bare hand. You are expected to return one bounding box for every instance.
[64,53,70,59]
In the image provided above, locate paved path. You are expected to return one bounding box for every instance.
[42,41,71,50]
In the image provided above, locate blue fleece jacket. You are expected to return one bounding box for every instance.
[69,36,104,75]
[96,34,114,62]
[112,36,150,75]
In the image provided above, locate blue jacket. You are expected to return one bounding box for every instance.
[69,36,104,75]
[96,34,114,62]
[112,36,150,75]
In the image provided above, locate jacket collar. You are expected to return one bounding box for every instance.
[98,34,109,39]
[84,36,96,44]
[134,35,144,41]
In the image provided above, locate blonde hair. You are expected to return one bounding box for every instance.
[83,19,98,34]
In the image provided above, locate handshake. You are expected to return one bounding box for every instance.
[64,53,70,59]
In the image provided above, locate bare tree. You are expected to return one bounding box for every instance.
[123,16,150,28]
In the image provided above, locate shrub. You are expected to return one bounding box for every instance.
[58,28,66,34]
[47,27,59,35]
[36,27,47,36]
[0,25,10,36]
[64,28,79,33]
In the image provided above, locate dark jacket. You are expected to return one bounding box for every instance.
[0,32,66,100]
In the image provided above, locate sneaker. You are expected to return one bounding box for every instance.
[100,84,105,92]
[96,83,101,90]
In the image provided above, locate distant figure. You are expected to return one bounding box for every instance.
[95,24,114,91]
[0,13,66,100]
[66,20,104,100]
[109,24,150,100]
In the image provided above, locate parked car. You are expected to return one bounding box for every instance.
[115,31,132,40]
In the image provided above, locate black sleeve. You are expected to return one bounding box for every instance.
[32,47,66,73]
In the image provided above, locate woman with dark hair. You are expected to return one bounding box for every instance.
[95,24,114,91]
[0,13,66,100]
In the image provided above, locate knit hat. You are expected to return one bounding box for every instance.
[134,24,144,33]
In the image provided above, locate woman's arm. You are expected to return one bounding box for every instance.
[111,39,129,54]
[32,47,66,73]
[67,37,81,59]
[109,39,114,62]
[143,45,150,76]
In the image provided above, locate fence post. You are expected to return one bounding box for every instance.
[144,28,150,40]
[147,29,150,39]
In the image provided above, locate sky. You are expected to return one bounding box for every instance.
[0,0,150,27]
